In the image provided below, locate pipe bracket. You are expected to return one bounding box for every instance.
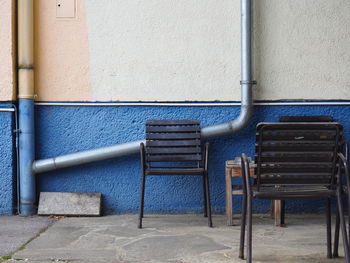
[240,80,257,85]
[18,66,34,70]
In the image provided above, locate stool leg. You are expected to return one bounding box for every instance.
[226,167,233,225]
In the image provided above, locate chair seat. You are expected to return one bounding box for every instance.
[145,168,205,175]
[253,185,335,199]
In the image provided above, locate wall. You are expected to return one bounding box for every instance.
[36,104,350,214]
[0,0,16,101]
[34,0,91,101]
[2,0,350,215]
[0,1,16,214]
[33,0,350,101]
[253,0,350,100]
[0,107,16,214]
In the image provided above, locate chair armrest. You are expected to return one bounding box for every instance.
[342,140,348,160]
[241,153,252,195]
[204,142,209,172]
[337,152,350,192]
[140,142,146,170]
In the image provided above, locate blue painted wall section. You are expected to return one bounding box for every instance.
[34,104,350,214]
[0,105,16,214]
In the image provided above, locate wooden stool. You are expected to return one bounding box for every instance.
[225,159,283,226]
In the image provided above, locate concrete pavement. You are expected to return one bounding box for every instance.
[0,215,55,259]
[0,214,347,263]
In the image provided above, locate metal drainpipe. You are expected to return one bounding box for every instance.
[202,0,254,138]
[32,0,255,174]
[18,0,36,215]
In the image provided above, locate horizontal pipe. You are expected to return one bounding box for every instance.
[0,108,16,112]
[33,140,144,174]
[34,101,350,107]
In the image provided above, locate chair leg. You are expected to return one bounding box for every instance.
[333,208,340,258]
[326,198,332,258]
[138,173,146,229]
[204,173,213,227]
[246,194,253,263]
[348,189,350,246]
[239,192,247,259]
[336,189,350,263]
[203,175,208,217]
[281,200,285,226]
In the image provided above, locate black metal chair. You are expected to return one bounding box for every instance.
[138,120,212,228]
[239,122,350,263]
[277,116,335,225]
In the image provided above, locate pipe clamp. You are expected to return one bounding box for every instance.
[240,80,257,85]
[18,66,34,70]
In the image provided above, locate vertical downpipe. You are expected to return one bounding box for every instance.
[18,0,36,215]
[201,0,254,138]
[241,0,253,111]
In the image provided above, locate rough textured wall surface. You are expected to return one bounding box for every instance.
[253,0,350,100]
[0,108,15,214]
[0,0,15,100]
[35,104,350,214]
[85,0,240,101]
[84,0,350,101]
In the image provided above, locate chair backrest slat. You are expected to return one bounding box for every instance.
[257,141,336,152]
[145,120,202,167]
[146,133,200,140]
[147,140,200,147]
[147,154,202,162]
[279,116,334,122]
[255,122,342,186]
[146,120,199,125]
[260,130,337,141]
[147,147,201,154]
[256,152,334,163]
[146,126,200,133]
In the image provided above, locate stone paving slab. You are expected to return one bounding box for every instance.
[6,214,349,263]
[38,192,101,216]
[0,215,56,257]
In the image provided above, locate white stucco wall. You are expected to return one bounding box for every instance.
[85,0,240,101]
[84,0,350,101]
[253,0,350,101]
